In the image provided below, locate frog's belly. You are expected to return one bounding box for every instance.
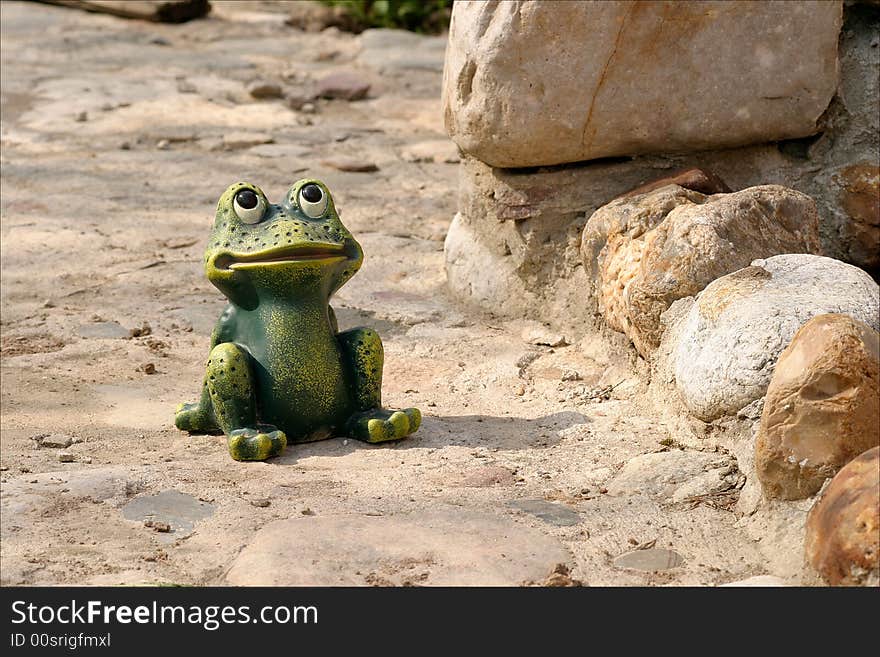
[248,337,352,442]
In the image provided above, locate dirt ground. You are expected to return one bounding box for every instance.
[2,1,779,586]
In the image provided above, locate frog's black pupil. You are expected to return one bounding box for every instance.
[301,184,322,203]
[236,189,258,210]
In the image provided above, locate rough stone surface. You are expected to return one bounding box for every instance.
[817,2,880,277]
[756,314,880,500]
[315,71,370,101]
[614,168,731,201]
[833,162,880,273]
[225,509,571,586]
[34,434,73,449]
[457,465,516,487]
[121,490,215,542]
[443,4,878,330]
[804,447,880,586]
[607,450,738,502]
[357,28,448,73]
[614,548,684,572]
[582,185,821,356]
[78,321,130,339]
[320,157,378,173]
[507,499,581,526]
[672,255,880,421]
[221,132,274,150]
[442,1,842,168]
[400,139,460,164]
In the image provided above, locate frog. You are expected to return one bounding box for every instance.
[174,178,421,461]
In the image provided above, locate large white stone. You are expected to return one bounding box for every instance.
[672,255,880,421]
[442,1,843,167]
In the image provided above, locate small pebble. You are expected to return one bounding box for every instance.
[75,111,88,122]
[129,322,151,337]
[140,363,157,375]
[34,434,73,449]
[321,158,378,173]
[315,72,370,101]
[58,452,76,463]
[248,81,283,99]
[301,508,315,516]
[144,520,171,533]
[250,499,271,508]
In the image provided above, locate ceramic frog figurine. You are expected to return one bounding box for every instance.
[174,179,421,461]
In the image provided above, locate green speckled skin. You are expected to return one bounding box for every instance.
[175,179,421,461]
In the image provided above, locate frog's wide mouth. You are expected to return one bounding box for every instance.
[214,243,348,270]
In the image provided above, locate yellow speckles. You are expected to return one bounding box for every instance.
[206,342,255,433]
[338,328,383,411]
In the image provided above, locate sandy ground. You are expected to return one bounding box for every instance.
[2,1,775,586]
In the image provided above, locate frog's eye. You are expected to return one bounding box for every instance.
[298,183,328,219]
[233,188,266,224]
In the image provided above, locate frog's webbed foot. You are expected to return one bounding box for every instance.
[228,426,287,461]
[174,400,219,433]
[204,342,287,461]
[346,408,421,444]
[337,327,421,444]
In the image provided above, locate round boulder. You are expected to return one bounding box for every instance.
[581,184,821,356]
[756,314,879,500]
[804,447,879,586]
[673,254,879,421]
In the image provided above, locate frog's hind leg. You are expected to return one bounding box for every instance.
[337,327,421,444]
[204,342,286,461]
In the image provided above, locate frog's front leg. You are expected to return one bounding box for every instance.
[174,381,219,434]
[205,342,286,461]
[338,327,421,443]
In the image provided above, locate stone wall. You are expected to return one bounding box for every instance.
[442,0,880,331]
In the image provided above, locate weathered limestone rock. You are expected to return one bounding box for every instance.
[804,446,880,586]
[614,167,731,201]
[582,185,821,356]
[833,162,880,273]
[756,314,880,500]
[672,255,879,421]
[442,4,876,330]
[442,1,842,168]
